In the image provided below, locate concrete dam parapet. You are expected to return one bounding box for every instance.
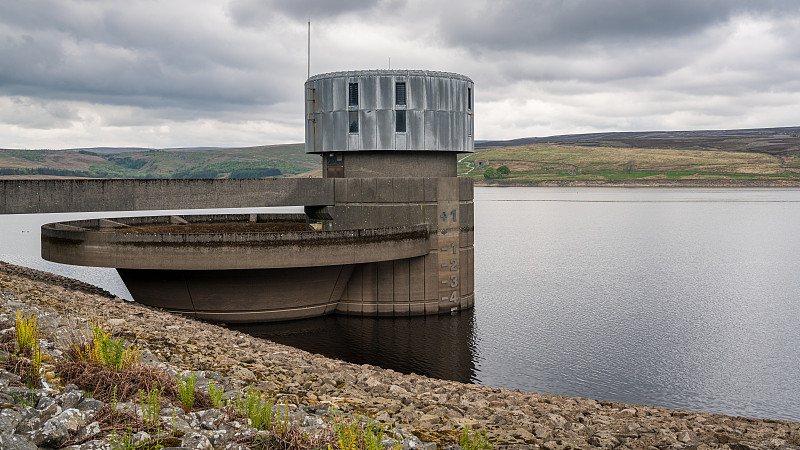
[0,178,334,214]
[3,69,475,322]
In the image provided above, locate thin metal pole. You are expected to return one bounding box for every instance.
[307,21,311,80]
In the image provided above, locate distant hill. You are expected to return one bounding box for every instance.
[465,126,800,185]
[477,126,800,156]
[0,143,319,179]
[63,147,223,154]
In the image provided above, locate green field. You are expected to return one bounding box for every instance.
[460,144,800,184]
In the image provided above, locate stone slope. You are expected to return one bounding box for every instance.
[1,261,798,449]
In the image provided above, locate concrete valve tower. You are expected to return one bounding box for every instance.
[13,70,475,323]
[305,70,475,317]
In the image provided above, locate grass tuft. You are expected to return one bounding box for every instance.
[333,413,399,450]
[176,371,197,413]
[15,310,39,357]
[138,381,163,428]
[4,310,48,388]
[458,425,494,450]
[68,321,143,371]
[233,386,278,431]
[207,379,225,409]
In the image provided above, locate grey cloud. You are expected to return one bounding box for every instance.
[0,36,283,110]
[0,97,80,129]
[0,1,299,115]
[440,0,800,52]
[227,0,392,26]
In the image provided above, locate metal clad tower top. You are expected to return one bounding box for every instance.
[305,70,474,154]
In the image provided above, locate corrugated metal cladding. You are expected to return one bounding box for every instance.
[305,70,474,154]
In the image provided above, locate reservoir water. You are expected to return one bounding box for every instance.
[1,188,798,421]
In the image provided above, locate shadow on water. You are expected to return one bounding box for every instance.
[231,309,479,384]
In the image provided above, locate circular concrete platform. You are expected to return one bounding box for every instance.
[41,213,430,322]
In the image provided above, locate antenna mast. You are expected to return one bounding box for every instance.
[307,20,311,79]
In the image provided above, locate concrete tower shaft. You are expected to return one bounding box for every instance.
[305,70,476,317]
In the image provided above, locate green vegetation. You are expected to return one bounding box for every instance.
[7,149,47,162]
[233,386,279,431]
[108,427,138,450]
[14,310,39,357]
[459,425,494,449]
[207,379,225,408]
[14,311,45,388]
[71,321,143,371]
[176,371,197,413]
[460,144,800,184]
[138,381,163,428]
[496,165,510,177]
[109,156,148,170]
[483,165,510,180]
[333,413,400,450]
[0,167,91,177]
[0,143,317,179]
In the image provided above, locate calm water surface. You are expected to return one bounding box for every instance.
[1,188,798,421]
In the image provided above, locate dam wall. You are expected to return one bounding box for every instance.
[0,177,333,214]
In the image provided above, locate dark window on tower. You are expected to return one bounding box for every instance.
[396,110,406,133]
[349,110,359,133]
[348,83,359,106]
[467,87,472,110]
[395,82,406,106]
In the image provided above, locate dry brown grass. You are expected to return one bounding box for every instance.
[57,359,168,402]
[55,358,212,409]
[0,355,33,387]
[233,426,339,450]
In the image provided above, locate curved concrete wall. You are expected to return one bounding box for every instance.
[305,70,474,154]
[118,265,354,323]
[41,214,430,270]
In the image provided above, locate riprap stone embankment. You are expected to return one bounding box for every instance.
[1,261,798,449]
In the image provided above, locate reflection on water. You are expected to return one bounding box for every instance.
[232,310,478,384]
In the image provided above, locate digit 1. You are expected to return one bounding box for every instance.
[451,241,457,254]
[451,209,457,222]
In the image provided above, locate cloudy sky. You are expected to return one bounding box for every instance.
[2,0,799,149]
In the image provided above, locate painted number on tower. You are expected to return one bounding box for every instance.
[440,209,457,222]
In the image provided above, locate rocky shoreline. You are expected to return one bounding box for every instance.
[1,261,798,449]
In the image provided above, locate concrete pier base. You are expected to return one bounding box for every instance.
[40,211,455,322]
[118,266,354,323]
